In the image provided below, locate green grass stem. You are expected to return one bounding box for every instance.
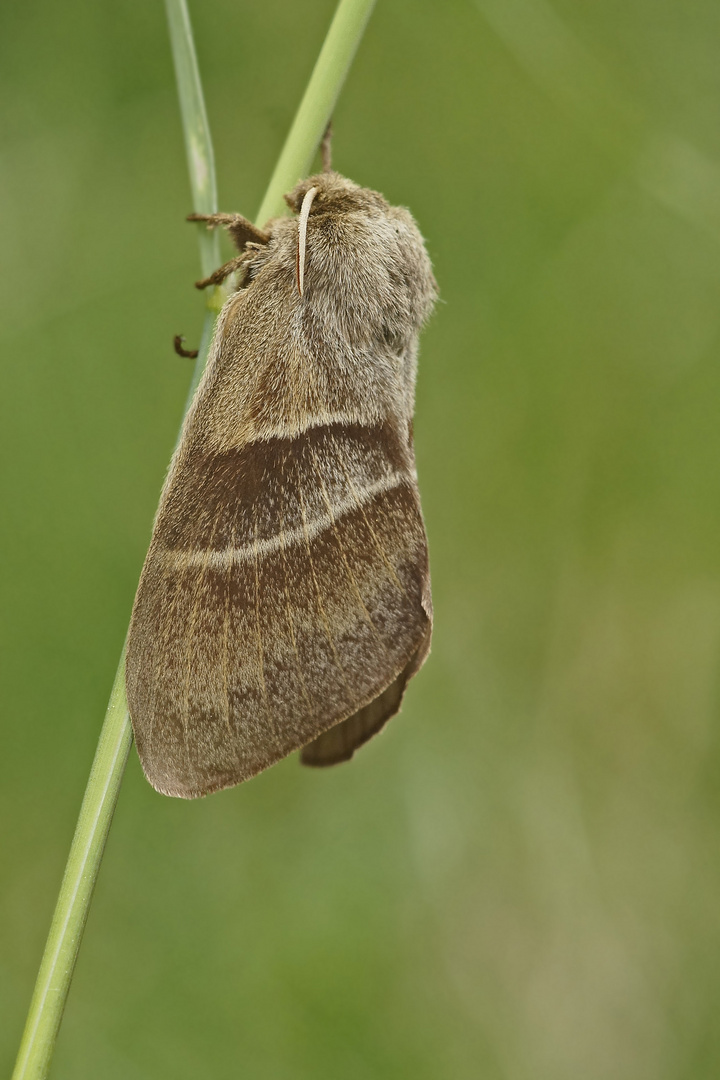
[11,0,376,1076]
[256,0,377,223]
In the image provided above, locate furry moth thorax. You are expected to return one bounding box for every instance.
[126,170,437,798]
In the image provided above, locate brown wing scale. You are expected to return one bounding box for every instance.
[125,421,431,797]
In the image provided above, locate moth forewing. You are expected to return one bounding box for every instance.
[126,171,436,798]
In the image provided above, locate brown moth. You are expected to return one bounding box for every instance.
[125,169,437,798]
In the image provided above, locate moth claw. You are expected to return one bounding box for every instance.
[173,335,199,359]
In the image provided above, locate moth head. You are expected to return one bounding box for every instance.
[281,171,437,340]
[286,172,390,298]
[285,170,385,216]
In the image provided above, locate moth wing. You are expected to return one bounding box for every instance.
[299,616,431,767]
[126,421,431,797]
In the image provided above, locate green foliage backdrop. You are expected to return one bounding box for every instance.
[2,1,720,1077]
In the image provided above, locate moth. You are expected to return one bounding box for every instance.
[125,166,437,798]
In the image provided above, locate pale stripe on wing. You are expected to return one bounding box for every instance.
[162,470,408,569]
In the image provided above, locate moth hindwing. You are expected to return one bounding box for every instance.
[125,171,437,797]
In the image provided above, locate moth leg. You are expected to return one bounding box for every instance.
[187,212,269,252]
[173,334,198,358]
[194,254,247,291]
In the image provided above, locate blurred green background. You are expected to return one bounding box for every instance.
[2,0,720,1076]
